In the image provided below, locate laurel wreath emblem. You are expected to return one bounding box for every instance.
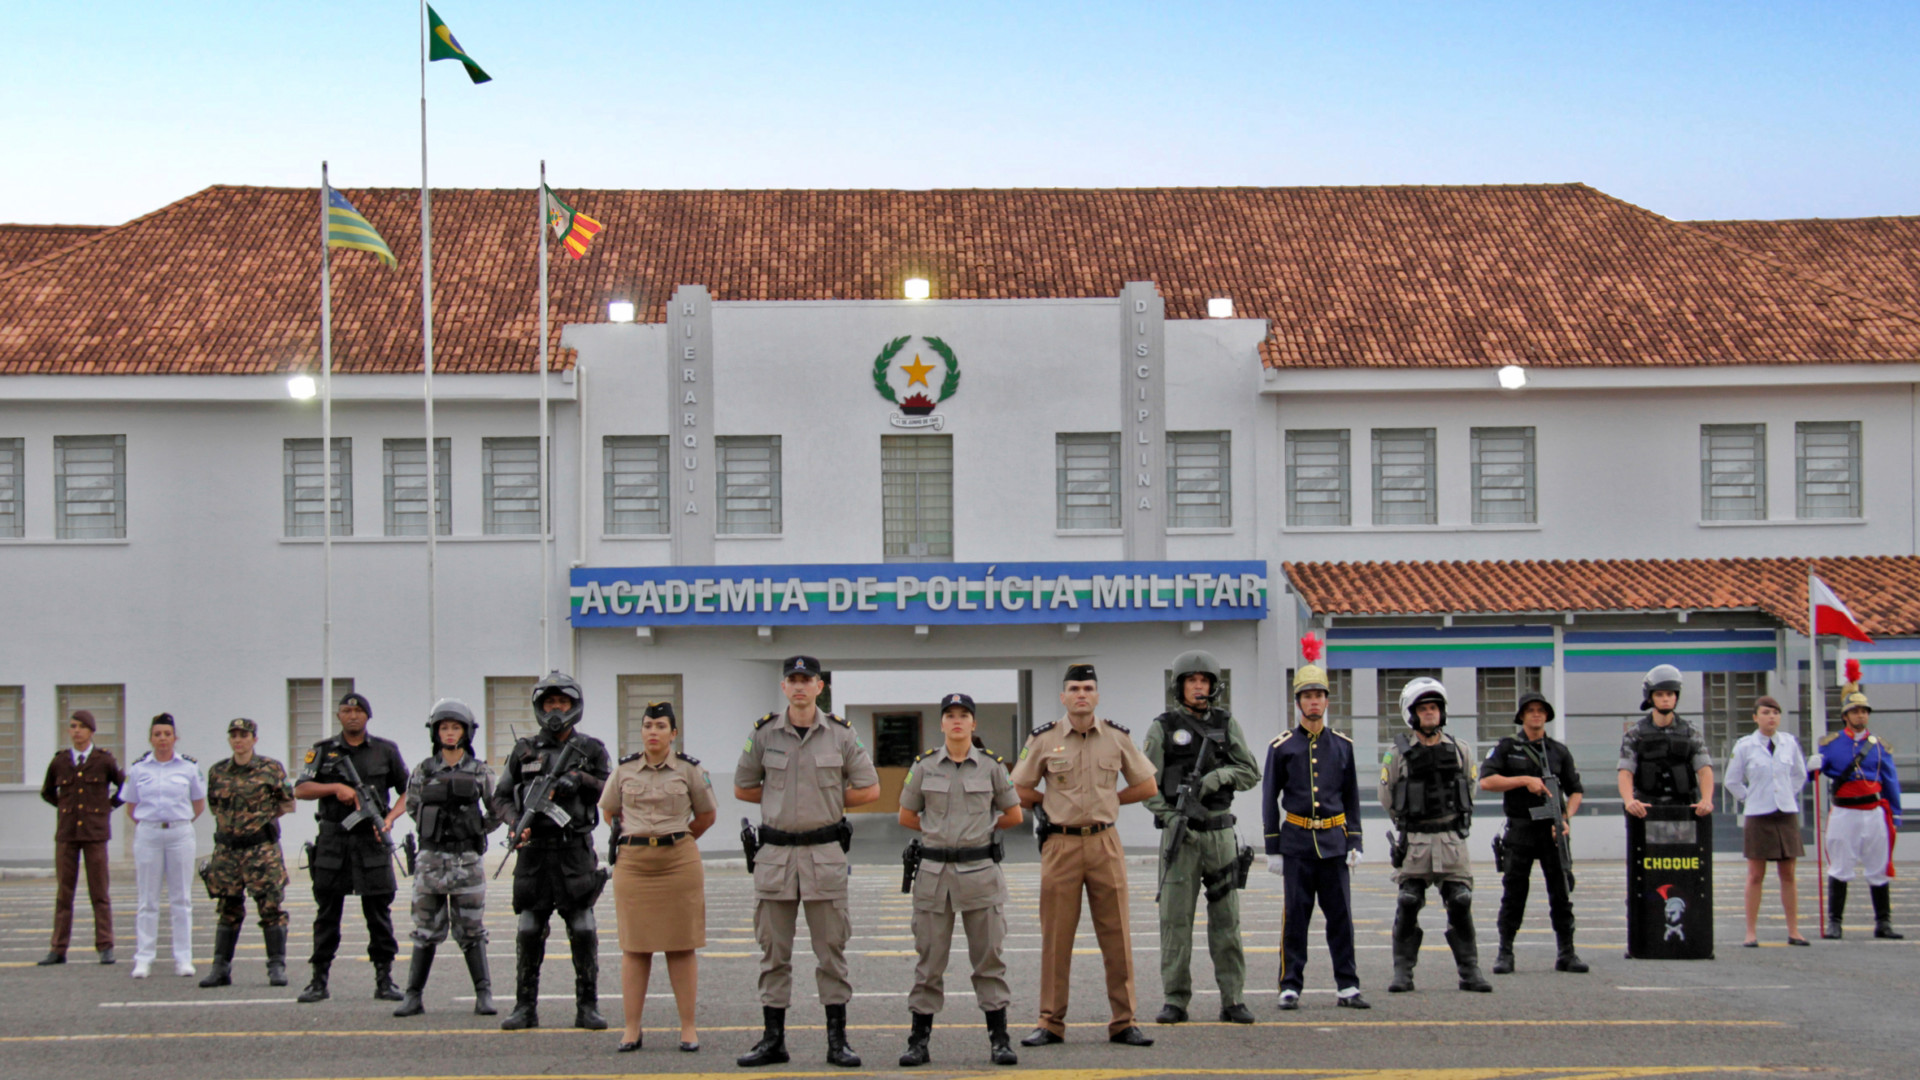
[871,335,961,404]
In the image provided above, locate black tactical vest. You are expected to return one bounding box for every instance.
[417,758,489,851]
[1392,733,1468,826]
[1631,716,1701,805]
[1155,709,1236,813]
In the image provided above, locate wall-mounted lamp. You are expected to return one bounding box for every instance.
[286,374,318,400]
[607,300,636,323]
[1497,364,1527,390]
[1207,297,1234,318]
[903,278,930,300]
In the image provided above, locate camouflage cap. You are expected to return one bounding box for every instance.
[227,717,259,736]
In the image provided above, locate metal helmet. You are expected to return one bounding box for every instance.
[1170,650,1224,705]
[1840,687,1873,716]
[1292,663,1330,699]
[1398,676,1449,729]
[1640,664,1684,711]
[426,698,477,750]
[531,671,585,735]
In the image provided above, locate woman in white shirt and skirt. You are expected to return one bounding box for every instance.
[1722,696,1809,947]
[121,713,208,978]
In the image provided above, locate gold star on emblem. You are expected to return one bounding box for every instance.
[900,354,935,387]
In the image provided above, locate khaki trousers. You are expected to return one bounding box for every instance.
[1037,828,1135,1035]
[754,897,852,1008]
[51,840,113,952]
[909,903,1010,1014]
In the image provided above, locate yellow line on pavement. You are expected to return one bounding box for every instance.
[196,1067,1769,1080]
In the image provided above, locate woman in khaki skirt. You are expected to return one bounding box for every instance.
[599,702,717,1052]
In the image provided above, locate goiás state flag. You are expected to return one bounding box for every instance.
[544,186,604,259]
[1810,572,1873,643]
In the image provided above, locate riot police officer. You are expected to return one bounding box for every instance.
[1480,692,1587,973]
[1378,678,1489,993]
[198,718,295,988]
[292,691,409,1003]
[1616,665,1715,817]
[395,699,499,1017]
[1143,651,1260,1025]
[897,693,1023,1067]
[491,672,613,1031]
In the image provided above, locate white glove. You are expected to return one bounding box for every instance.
[1346,848,1363,869]
[1266,858,1285,877]
[1807,752,1824,773]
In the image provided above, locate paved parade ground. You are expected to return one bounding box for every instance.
[0,854,1912,1080]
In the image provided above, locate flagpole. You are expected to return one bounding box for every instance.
[320,163,336,732]
[537,162,552,675]
[1809,566,1827,921]
[419,0,440,705]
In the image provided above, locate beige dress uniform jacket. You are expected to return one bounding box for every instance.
[601,750,716,954]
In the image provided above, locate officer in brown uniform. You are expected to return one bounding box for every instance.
[39,709,124,965]
[734,655,881,1069]
[897,692,1023,1068]
[1009,663,1158,1048]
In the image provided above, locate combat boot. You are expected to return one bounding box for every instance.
[1824,879,1847,939]
[1387,924,1420,992]
[372,960,403,1001]
[1491,933,1516,974]
[1553,932,1588,973]
[262,924,288,987]
[568,928,607,1030]
[985,1008,1017,1066]
[462,941,496,1015]
[736,1006,789,1067]
[198,924,238,988]
[392,944,434,1017]
[899,1010,932,1067]
[500,937,543,1031]
[825,1002,862,1068]
[1447,928,1492,992]
[1871,884,1904,939]
[295,962,330,1003]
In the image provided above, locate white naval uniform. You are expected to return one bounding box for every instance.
[122,752,206,970]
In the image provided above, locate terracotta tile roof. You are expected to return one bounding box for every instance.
[0,224,107,273]
[1284,556,1920,637]
[1687,216,1920,319]
[5,184,1920,375]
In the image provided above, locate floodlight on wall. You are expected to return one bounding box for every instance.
[1207,297,1234,318]
[1497,364,1527,390]
[286,374,318,400]
[607,300,636,323]
[903,278,931,300]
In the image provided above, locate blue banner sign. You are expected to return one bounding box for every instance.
[570,560,1269,628]
[1564,629,1777,673]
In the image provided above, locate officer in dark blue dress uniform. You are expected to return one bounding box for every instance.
[1260,651,1368,1011]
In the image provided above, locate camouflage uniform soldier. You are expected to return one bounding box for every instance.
[198,718,295,989]
[395,699,500,1017]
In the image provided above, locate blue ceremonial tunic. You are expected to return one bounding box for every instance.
[1261,724,1363,860]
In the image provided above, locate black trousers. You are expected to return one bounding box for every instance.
[1280,855,1358,993]
[1496,825,1575,940]
[309,890,398,965]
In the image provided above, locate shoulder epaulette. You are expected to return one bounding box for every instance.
[133,751,152,764]
[1030,720,1058,737]
[755,713,778,729]
[828,712,851,728]
[1270,729,1293,748]
[1102,719,1131,734]
[1821,732,1841,746]
[915,747,941,762]
[677,751,701,766]
[985,749,1009,766]
[180,754,197,763]
[618,752,641,765]
[1331,730,1355,743]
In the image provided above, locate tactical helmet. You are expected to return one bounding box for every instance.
[1398,676,1448,729]
[1640,664,1684,711]
[427,698,477,750]
[1170,650,1224,705]
[531,671,584,735]
[1292,663,1330,699]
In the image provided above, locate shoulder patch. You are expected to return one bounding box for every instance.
[755,713,778,729]
[677,751,701,766]
[618,752,641,765]
[1030,720,1057,737]
[303,750,316,764]
[1102,719,1131,735]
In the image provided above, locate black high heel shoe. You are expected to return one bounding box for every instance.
[679,1040,700,1052]
[616,1035,642,1053]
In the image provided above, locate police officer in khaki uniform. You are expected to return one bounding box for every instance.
[1009,663,1158,1048]
[897,693,1023,1068]
[734,656,881,1069]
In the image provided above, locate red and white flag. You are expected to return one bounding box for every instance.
[1810,572,1873,643]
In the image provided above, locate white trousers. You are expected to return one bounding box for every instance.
[1825,805,1892,886]
[133,821,197,965]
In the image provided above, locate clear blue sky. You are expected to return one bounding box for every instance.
[4,1,1915,225]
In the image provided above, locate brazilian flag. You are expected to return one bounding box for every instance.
[428,5,491,84]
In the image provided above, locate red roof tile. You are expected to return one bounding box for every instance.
[1687,216,1920,320]
[1284,557,1920,636]
[4,185,1920,375]
[0,224,107,273]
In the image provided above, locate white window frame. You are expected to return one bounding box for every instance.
[1471,426,1536,524]
[1056,432,1120,530]
[0,685,23,784]
[383,438,450,536]
[603,435,669,536]
[882,435,953,562]
[1475,666,1542,747]
[0,438,21,539]
[284,437,352,538]
[1286,429,1350,526]
[1700,423,1766,521]
[486,676,540,763]
[1167,430,1231,528]
[483,437,542,536]
[287,677,355,755]
[1796,421,1861,519]
[617,674,685,758]
[716,435,783,535]
[1372,428,1437,526]
[55,435,125,539]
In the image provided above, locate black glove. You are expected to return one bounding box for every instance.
[552,772,580,798]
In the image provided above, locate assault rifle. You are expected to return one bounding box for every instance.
[1529,775,1576,893]
[1157,732,1218,902]
[493,734,590,881]
[335,751,408,879]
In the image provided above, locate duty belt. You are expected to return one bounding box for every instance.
[1284,812,1346,830]
[922,842,999,863]
[760,821,847,847]
[422,837,486,855]
[617,831,691,847]
[214,824,280,849]
[1403,820,1458,834]
[1038,821,1112,837]
[1192,813,1237,832]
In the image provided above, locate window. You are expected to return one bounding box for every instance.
[1797,421,1861,518]
[1056,433,1120,530]
[1476,667,1543,747]
[1168,430,1231,528]
[1372,428,1436,525]
[1797,661,1845,725]
[882,435,952,562]
[1472,427,1536,524]
[1286,429,1350,526]
[55,435,125,539]
[617,674,682,758]
[0,686,22,783]
[0,438,21,539]
[716,435,782,535]
[57,684,124,765]
[604,436,668,536]
[485,676,540,763]
[1286,667,1354,734]
[384,438,450,536]
[1700,424,1766,521]
[283,438,352,537]
[1703,671,1766,758]
[483,437,542,535]
[287,677,356,755]
[873,713,924,768]
[1378,669,1442,735]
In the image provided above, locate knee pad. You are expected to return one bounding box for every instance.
[1396,882,1428,912]
[1439,881,1472,917]
[563,907,597,938]
[516,910,552,939]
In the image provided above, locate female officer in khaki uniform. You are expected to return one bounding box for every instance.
[599,702,717,1053]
